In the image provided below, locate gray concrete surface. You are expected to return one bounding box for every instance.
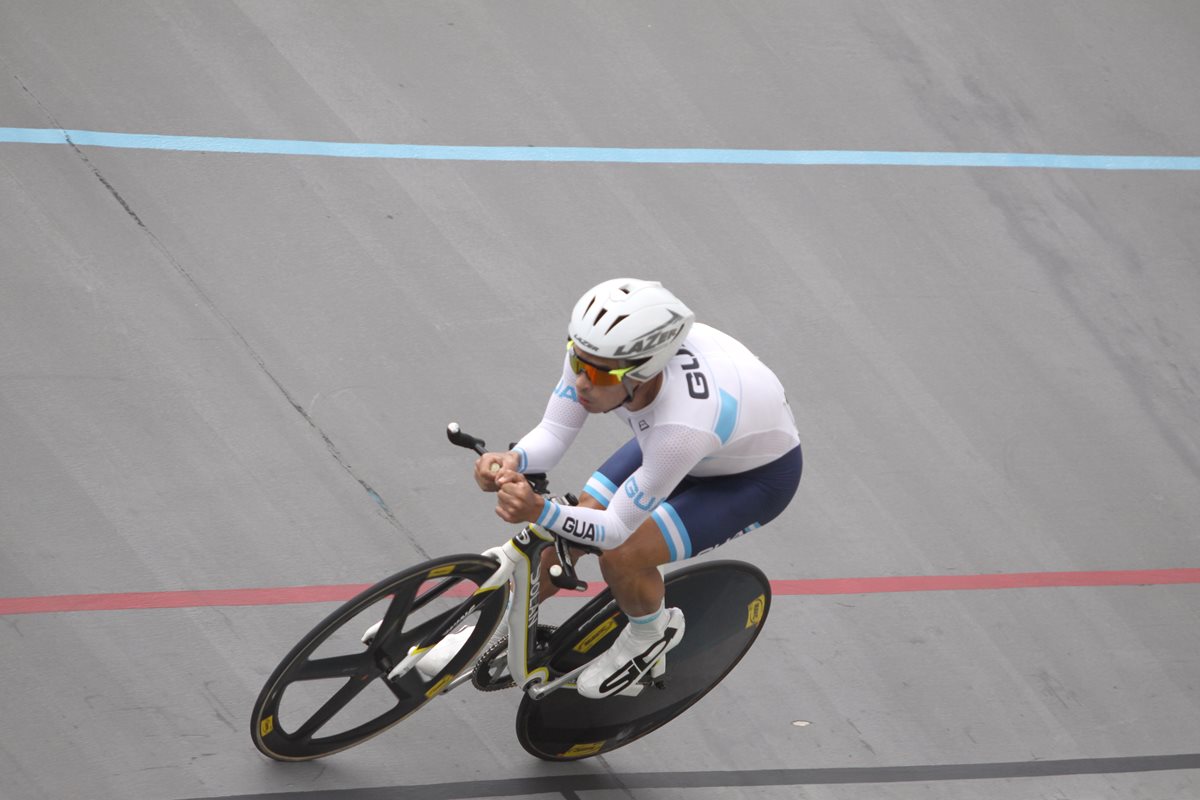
[2,2,1198,798]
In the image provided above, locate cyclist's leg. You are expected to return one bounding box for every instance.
[597,519,670,615]
[576,519,683,698]
[545,443,803,610]
[579,446,801,697]
[596,443,802,614]
[652,445,803,563]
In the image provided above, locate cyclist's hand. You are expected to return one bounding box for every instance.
[475,451,520,491]
[495,469,540,524]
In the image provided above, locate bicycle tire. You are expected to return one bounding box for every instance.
[515,559,771,761]
[251,553,506,761]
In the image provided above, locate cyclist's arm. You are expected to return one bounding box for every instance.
[511,356,587,473]
[534,425,718,550]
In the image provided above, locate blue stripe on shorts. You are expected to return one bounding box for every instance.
[595,438,802,562]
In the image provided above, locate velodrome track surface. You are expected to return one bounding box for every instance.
[2,3,1198,798]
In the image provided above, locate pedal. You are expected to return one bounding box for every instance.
[649,656,668,689]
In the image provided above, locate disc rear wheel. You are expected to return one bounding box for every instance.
[516,560,771,761]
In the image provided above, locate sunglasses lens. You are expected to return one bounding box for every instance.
[569,350,624,385]
[590,367,623,386]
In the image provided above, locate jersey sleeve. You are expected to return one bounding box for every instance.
[534,423,719,549]
[511,355,588,473]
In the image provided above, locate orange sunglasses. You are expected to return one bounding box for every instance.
[567,340,635,386]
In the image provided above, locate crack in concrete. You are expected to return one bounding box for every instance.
[8,69,429,561]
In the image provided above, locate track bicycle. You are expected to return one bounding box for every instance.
[251,424,772,761]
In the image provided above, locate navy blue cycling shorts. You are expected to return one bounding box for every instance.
[585,438,802,562]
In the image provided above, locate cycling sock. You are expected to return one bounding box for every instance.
[626,600,667,642]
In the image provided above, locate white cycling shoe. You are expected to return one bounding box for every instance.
[410,624,476,680]
[577,608,685,699]
[363,620,476,681]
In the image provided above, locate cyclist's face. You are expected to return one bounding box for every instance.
[573,353,634,412]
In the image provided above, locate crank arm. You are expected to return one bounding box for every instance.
[524,664,588,700]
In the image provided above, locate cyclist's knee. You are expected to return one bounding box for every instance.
[599,530,670,574]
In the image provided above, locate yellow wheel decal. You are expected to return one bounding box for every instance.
[573,615,619,654]
[560,741,606,758]
[746,594,766,628]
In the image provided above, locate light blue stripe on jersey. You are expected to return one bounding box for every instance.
[514,447,528,473]
[537,499,561,529]
[715,389,739,444]
[584,472,618,508]
[652,501,692,562]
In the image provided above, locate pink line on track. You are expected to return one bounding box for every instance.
[2,569,1198,616]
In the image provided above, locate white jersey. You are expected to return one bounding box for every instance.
[514,324,800,551]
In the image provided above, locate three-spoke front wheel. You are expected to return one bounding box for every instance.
[251,554,507,761]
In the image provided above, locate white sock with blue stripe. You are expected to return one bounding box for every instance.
[626,600,667,643]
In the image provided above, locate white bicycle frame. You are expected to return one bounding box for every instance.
[386,522,595,700]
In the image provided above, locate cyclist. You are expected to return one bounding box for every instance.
[474,278,803,699]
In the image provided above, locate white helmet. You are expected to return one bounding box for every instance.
[568,278,695,382]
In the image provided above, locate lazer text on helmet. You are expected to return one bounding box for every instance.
[613,311,686,359]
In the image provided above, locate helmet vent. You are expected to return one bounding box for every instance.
[605,314,628,334]
[594,307,608,324]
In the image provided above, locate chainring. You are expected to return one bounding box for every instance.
[471,625,558,691]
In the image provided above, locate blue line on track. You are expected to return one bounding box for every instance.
[3,127,1199,171]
